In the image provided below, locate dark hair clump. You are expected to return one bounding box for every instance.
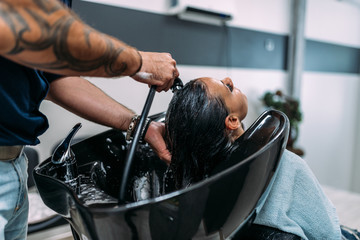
[165,79,233,190]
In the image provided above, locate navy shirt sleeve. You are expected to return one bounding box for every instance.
[62,0,72,7]
[39,71,64,83]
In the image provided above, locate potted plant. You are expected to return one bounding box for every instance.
[262,90,304,156]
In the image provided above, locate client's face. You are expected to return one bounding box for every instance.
[199,77,248,137]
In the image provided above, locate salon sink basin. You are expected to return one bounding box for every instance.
[34,109,289,240]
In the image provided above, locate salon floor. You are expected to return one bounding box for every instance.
[27,225,73,240]
[27,185,360,240]
[27,187,74,240]
[322,185,360,230]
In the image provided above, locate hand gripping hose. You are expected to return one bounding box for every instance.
[118,78,183,203]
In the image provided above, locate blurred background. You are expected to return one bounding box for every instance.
[35,0,360,193]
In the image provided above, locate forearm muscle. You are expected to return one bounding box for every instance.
[0,0,140,77]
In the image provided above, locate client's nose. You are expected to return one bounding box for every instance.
[221,77,233,86]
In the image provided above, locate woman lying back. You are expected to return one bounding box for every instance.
[164,77,359,240]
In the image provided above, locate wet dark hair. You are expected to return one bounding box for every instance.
[165,79,234,190]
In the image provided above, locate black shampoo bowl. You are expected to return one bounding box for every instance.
[34,110,289,240]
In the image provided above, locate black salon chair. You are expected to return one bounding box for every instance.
[27,137,89,235]
[25,147,39,189]
[25,147,68,234]
[34,109,289,240]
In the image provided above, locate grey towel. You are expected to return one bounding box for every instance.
[254,150,342,240]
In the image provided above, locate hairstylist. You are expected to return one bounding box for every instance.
[0,0,178,238]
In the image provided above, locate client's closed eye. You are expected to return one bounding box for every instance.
[226,84,233,92]
[220,79,233,92]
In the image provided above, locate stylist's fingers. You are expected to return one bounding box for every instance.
[131,51,179,92]
[156,148,171,164]
[174,67,179,79]
[158,65,179,92]
[158,71,177,92]
[154,61,177,92]
[144,122,172,164]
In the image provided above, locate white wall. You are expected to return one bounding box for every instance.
[81,0,169,14]
[305,0,360,48]
[36,0,360,192]
[353,82,360,192]
[300,0,360,191]
[298,73,360,189]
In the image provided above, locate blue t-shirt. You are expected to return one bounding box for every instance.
[0,0,72,146]
[0,57,62,145]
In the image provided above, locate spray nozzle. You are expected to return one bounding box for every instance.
[171,78,184,93]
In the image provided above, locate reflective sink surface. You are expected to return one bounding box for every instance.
[34,110,289,240]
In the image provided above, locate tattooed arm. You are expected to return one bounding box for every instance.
[0,0,178,91]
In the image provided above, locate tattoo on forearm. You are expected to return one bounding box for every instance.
[0,0,127,76]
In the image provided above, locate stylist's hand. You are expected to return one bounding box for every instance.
[144,121,171,164]
[131,51,179,92]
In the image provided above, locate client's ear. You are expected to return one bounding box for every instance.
[225,115,241,130]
